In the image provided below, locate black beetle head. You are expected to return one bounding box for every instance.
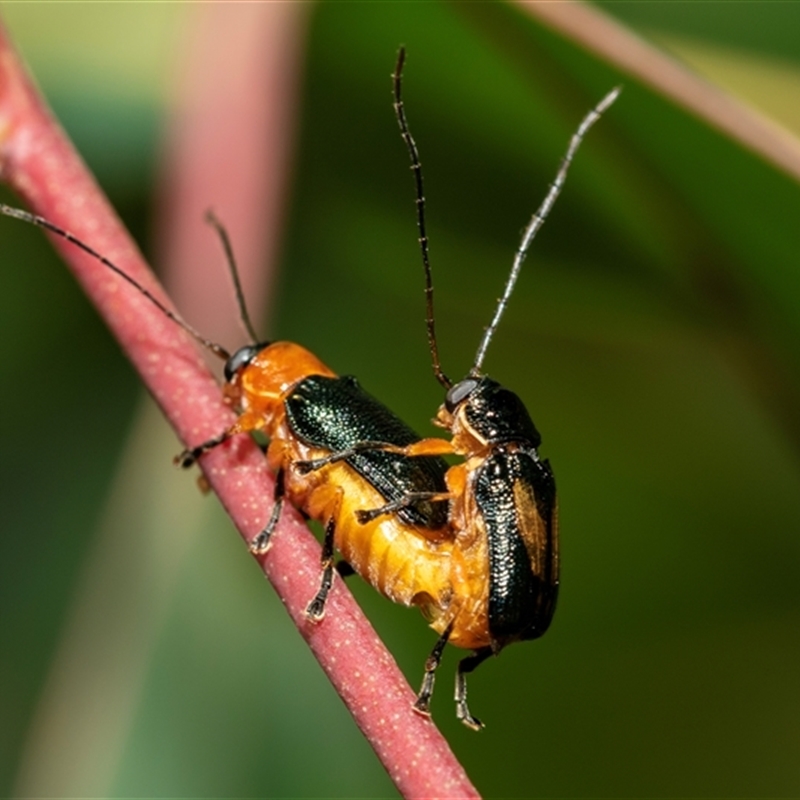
[223,342,270,382]
[458,377,541,448]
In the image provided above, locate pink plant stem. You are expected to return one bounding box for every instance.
[0,20,479,800]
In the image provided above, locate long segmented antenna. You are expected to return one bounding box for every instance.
[204,210,260,344]
[471,85,621,375]
[0,202,232,361]
[393,47,452,390]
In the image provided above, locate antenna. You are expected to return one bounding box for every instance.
[204,210,260,344]
[0,202,232,361]
[393,47,452,390]
[471,85,621,375]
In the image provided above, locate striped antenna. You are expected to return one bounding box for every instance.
[471,86,621,375]
[393,47,452,390]
[0,203,233,361]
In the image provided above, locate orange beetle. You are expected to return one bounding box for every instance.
[0,202,453,628]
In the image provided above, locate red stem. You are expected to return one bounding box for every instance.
[0,17,478,800]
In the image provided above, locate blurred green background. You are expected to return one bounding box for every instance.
[2,2,800,797]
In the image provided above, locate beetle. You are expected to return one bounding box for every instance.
[391,52,620,729]
[299,50,619,729]
[0,203,454,623]
[1,51,619,730]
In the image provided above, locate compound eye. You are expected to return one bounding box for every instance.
[445,378,480,413]
[224,343,266,382]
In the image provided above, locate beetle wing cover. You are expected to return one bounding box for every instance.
[477,450,558,647]
[284,375,449,528]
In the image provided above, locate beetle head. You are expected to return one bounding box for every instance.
[444,376,541,449]
[224,343,271,383]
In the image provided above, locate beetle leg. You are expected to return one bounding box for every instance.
[174,430,233,468]
[296,438,454,474]
[412,621,453,717]
[355,491,451,524]
[249,467,285,554]
[455,647,492,731]
[294,441,397,474]
[175,411,266,468]
[395,437,455,457]
[306,502,340,622]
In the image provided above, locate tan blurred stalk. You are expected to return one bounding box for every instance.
[13,402,206,797]
[518,0,800,182]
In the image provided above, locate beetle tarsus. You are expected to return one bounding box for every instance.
[249,467,285,555]
[249,499,281,554]
[174,448,199,469]
[455,681,484,731]
[413,623,453,717]
[454,647,492,731]
[295,458,324,475]
[355,507,384,524]
[306,515,337,622]
[174,430,232,469]
[296,441,398,475]
[455,704,484,732]
[412,691,433,717]
[305,563,334,622]
[305,593,327,622]
[356,491,449,524]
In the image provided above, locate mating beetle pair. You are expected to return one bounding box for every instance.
[1,50,618,729]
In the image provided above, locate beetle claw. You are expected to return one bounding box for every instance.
[174,449,196,469]
[249,531,272,555]
[305,597,326,622]
[412,695,432,717]
[456,706,484,731]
